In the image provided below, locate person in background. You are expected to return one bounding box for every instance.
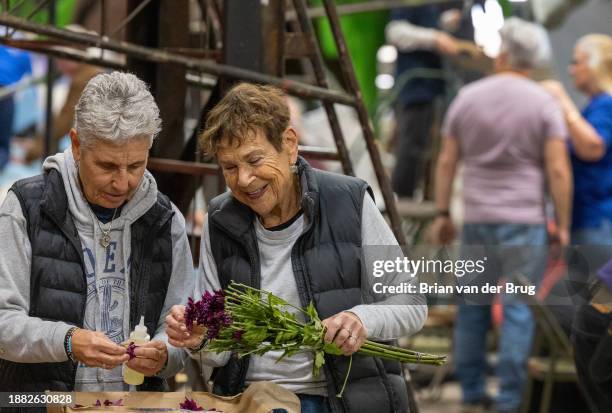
[0,72,192,395]
[542,34,612,413]
[0,45,31,171]
[542,34,612,247]
[571,258,612,413]
[433,18,572,413]
[23,25,105,162]
[24,58,104,162]
[385,5,460,199]
[166,83,427,413]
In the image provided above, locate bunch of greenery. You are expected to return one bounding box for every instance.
[186,282,446,396]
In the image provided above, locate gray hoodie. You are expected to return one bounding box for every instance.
[0,148,194,390]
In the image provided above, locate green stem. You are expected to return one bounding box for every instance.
[361,348,445,363]
[228,306,306,330]
[362,341,444,359]
[360,348,444,362]
[336,355,352,398]
[230,310,305,330]
[229,321,297,334]
[225,291,269,309]
[229,283,312,317]
[226,299,307,330]
[362,341,441,358]
[363,340,424,355]
[357,347,446,365]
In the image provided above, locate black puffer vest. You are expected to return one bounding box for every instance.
[0,169,174,394]
[207,157,409,413]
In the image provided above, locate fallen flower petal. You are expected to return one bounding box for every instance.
[94,399,124,407]
[179,397,204,411]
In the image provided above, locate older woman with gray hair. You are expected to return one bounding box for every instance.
[0,71,193,395]
[433,17,571,413]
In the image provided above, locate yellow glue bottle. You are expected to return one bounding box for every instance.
[123,316,149,385]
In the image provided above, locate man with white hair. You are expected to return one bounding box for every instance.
[432,18,572,413]
[0,72,193,397]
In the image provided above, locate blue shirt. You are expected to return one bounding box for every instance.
[0,45,31,86]
[571,93,612,229]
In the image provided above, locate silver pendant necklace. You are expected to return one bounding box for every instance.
[97,208,118,248]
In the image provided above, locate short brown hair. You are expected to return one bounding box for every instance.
[199,83,290,157]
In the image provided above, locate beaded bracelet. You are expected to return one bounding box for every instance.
[64,327,78,363]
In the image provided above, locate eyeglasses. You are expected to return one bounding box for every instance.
[569,58,587,67]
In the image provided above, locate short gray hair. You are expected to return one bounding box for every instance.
[74,71,162,147]
[499,17,551,70]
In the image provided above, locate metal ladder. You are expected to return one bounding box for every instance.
[0,0,406,245]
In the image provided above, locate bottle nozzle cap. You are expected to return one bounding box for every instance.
[134,315,148,335]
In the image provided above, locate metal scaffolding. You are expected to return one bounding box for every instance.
[0,0,407,246]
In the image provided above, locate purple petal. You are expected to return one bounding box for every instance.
[100,399,124,406]
[179,397,204,411]
[126,342,137,360]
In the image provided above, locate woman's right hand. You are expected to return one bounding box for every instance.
[71,329,129,369]
[540,80,575,113]
[165,305,206,349]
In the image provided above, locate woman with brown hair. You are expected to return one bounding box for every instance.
[166,83,427,413]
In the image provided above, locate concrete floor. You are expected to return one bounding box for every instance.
[416,379,499,413]
[418,382,469,413]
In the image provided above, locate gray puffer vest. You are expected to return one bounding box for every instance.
[206,156,409,413]
[0,169,174,400]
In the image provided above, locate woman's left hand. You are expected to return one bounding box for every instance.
[125,340,168,376]
[322,311,367,356]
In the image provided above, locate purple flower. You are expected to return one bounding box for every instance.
[184,297,198,329]
[184,290,232,340]
[179,397,204,411]
[126,342,137,360]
